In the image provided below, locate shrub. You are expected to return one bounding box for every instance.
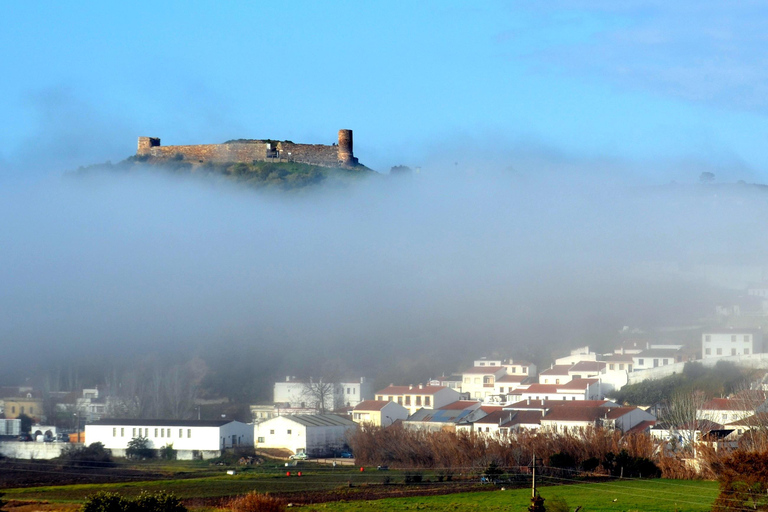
[581,456,600,472]
[81,491,128,512]
[161,443,177,461]
[404,472,423,484]
[229,492,284,512]
[80,491,185,512]
[132,491,186,512]
[548,452,576,469]
[126,436,154,460]
[62,442,114,468]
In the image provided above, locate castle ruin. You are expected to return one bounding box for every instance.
[137,129,359,168]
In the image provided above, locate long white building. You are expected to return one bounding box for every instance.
[84,419,253,460]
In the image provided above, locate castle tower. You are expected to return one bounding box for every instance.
[137,137,160,155]
[338,129,357,166]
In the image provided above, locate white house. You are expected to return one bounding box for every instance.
[539,365,572,385]
[457,409,543,435]
[461,366,508,400]
[84,419,253,460]
[697,393,768,425]
[555,346,599,365]
[352,400,409,426]
[631,349,681,371]
[375,384,460,416]
[702,329,763,359]
[255,414,356,456]
[511,379,601,402]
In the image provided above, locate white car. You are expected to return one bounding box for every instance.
[289,452,309,460]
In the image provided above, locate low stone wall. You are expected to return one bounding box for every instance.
[626,353,768,385]
[0,441,69,459]
[147,143,268,163]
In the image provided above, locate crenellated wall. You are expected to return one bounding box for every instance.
[136,130,358,168]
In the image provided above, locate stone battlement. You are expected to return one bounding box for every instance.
[137,129,359,168]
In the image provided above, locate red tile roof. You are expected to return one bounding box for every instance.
[626,420,656,434]
[507,399,616,409]
[701,397,764,411]
[569,361,606,372]
[462,367,505,375]
[376,384,448,395]
[540,365,572,376]
[557,378,598,390]
[353,400,392,411]
[496,375,530,383]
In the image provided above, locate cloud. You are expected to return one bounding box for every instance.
[498,2,768,113]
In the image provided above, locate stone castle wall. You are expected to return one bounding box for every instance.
[137,130,357,168]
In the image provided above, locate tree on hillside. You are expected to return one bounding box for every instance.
[700,171,715,183]
[711,449,768,511]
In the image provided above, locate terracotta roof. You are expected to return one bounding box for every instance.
[726,413,768,427]
[540,365,572,376]
[627,420,656,434]
[520,384,561,394]
[479,405,504,414]
[439,400,481,410]
[557,378,598,390]
[507,399,616,410]
[604,354,635,362]
[635,348,680,358]
[497,375,530,383]
[353,400,391,411]
[462,367,504,375]
[376,384,447,395]
[569,361,606,372]
[543,406,637,422]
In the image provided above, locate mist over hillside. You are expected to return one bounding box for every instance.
[0,160,764,397]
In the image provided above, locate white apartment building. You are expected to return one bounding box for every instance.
[375,384,460,416]
[273,376,372,411]
[702,329,763,359]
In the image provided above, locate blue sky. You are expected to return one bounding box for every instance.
[2,1,768,181]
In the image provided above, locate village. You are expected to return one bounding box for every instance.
[2,281,768,464]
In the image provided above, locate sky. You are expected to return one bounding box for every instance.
[1,2,768,389]
[2,1,768,181]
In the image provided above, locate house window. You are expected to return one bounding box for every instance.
[717,348,722,355]
[479,362,485,366]
[474,378,481,384]
[619,364,624,370]
[653,359,659,368]
[11,406,14,414]
[723,414,728,421]
[416,396,422,406]
[347,388,351,394]
[287,430,292,435]
[511,367,517,373]
[20,406,24,414]
[121,428,124,437]
[388,396,393,402]
[145,428,149,437]
[499,387,505,393]
[155,428,158,437]
[638,359,644,366]
[161,429,164,438]
[425,396,431,406]
[628,365,632,371]
[398,397,403,405]
[732,349,737,356]
[258,437,265,443]
[609,364,615,370]
[179,429,183,438]
[113,428,117,437]
[523,367,527,373]
[556,379,560,384]
[705,348,711,355]
[744,335,750,342]
[490,362,496,366]
[464,378,470,384]
[705,335,711,342]
[731,335,737,342]
[269,429,275,435]
[30,407,33,414]
[663,359,668,365]
[353,388,356,394]
[132,428,136,437]
[405,396,411,406]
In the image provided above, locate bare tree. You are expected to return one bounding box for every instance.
[661,390,708,454]
[301,377,341,414]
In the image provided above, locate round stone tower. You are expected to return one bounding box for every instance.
[338,129,356,166]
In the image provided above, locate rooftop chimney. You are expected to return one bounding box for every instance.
[527,397,531,405]
[418,384,423,389]
[409,384,413,390]
[286,376,290,382]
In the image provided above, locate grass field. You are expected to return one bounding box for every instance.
[311,479,720,512]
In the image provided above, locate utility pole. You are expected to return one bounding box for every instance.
[528,453,545,512]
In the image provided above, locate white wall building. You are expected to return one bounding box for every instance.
[702,329,763,359]
[255,414,356,456]
[84,419,253,460]
[375,384,460,416]
[461,366,508,400]
[273,376,372,411]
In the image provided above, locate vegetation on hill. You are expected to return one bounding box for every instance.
[609,361,753,405]
[72,156,374,191]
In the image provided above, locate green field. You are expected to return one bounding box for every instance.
[312,479,720,512]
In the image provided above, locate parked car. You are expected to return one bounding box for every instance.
[17,433,32,442]
[339,451,353,458]
[289,452,309,460]
[377,465,389,471]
